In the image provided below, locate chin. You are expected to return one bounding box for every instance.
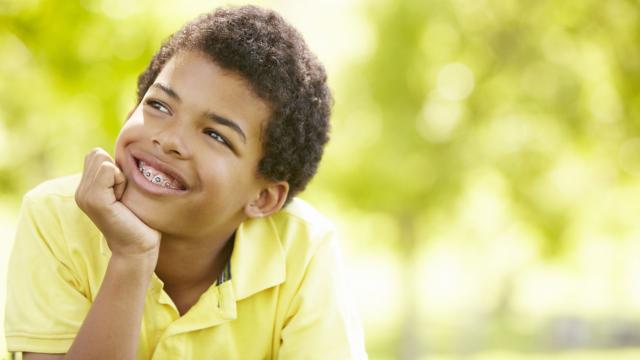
[120,188,170,232]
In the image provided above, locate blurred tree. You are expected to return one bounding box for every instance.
[0,0,168,200]
[319,0,640,357]
[323,0,464,357]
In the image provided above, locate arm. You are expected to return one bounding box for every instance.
[23,148,160,360]
[62,252,156,359]
[22,252,151,360]
[67,148,160,360]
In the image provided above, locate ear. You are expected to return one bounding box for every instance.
[244,181,289,219]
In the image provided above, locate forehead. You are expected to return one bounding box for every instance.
[153,51,272,140]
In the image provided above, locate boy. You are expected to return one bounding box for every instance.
[4,6,366,359]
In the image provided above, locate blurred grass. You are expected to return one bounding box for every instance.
[433,349,640,360]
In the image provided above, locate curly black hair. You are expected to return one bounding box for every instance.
[136,5,331,202]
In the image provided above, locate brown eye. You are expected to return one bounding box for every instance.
[145,99,171,115]
[204,129,230,147]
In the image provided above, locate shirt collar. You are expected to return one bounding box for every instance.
[98,213,287,301]
[230,216,286,300]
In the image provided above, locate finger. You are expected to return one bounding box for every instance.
[94,161,120,190]
[88,162,120,208]
[77,161,117,212]
[87,148,113,176]
[77,148,108,204]
[79,148,102,189]
[88,150,118,189]
[113,165,127,200]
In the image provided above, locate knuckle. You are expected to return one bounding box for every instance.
[101,165,116,178]
[88,148,108,160]
[88,148,101,157]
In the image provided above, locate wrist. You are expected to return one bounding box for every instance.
[108,250,159,277]
[104,233,161,262]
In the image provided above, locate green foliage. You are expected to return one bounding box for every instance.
[0,0,179,197]
[320,0,640,257]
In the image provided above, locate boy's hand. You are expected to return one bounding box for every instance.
[75,148,161,260]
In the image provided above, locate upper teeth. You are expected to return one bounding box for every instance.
[138,161,180,189]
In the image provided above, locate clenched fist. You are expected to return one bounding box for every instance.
[75,148,161,261]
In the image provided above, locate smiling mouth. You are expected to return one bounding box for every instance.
[137,160,186,190]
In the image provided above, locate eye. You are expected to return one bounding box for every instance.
[145,99,171,115]
[204,129,230,147]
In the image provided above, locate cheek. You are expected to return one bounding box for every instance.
[114,127,134,162]
[116,113,146,145]
[199,161,253,198]
[199,165,229,192]
[114,114,147,166]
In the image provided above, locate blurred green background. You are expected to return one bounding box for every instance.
[2,0,640,359]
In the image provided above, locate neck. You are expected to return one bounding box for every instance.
[155,230,235,292]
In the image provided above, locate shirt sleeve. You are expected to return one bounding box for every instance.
[278,232,368,360]
[4,192,91,354]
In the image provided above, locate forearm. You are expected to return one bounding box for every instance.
[65,252,157,360]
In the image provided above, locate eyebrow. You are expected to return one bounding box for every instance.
[151,82,247,144]
[206,113,247,144]
[152,82,181,101]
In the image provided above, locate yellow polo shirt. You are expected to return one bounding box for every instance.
[4,175,366,359]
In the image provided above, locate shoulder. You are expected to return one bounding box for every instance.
[24,173,81,202]
[268,201,367,358]
[280,198,333,227]
[268,198,341,285]
[21,174,86,228]
[230,198,337,300]
[271,198,336,252]
[19,173,98,250]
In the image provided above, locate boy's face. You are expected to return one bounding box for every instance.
[114,50,272,240]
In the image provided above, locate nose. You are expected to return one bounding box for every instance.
[152,123,191,159]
